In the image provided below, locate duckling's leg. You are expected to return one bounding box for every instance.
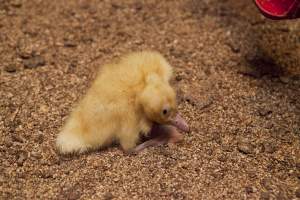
[118,123,140,152]
[128,125,181,154]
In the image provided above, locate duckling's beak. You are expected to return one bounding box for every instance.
[169,113,189,132]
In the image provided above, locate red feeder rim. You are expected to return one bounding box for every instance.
[254,0,300,19]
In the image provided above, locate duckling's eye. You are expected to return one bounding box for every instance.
[162,109,168,115]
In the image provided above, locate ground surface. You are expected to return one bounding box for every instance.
[0,0,300,199]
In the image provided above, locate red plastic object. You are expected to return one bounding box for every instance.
[254,0,300,19]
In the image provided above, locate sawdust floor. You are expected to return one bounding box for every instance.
[0,0,300,199]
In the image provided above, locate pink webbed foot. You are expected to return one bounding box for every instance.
[130,114,189,154]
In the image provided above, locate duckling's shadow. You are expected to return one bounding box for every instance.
[186,0,300,135]
[241,52,285,78]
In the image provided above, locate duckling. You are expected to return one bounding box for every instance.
[56,51,180,154]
